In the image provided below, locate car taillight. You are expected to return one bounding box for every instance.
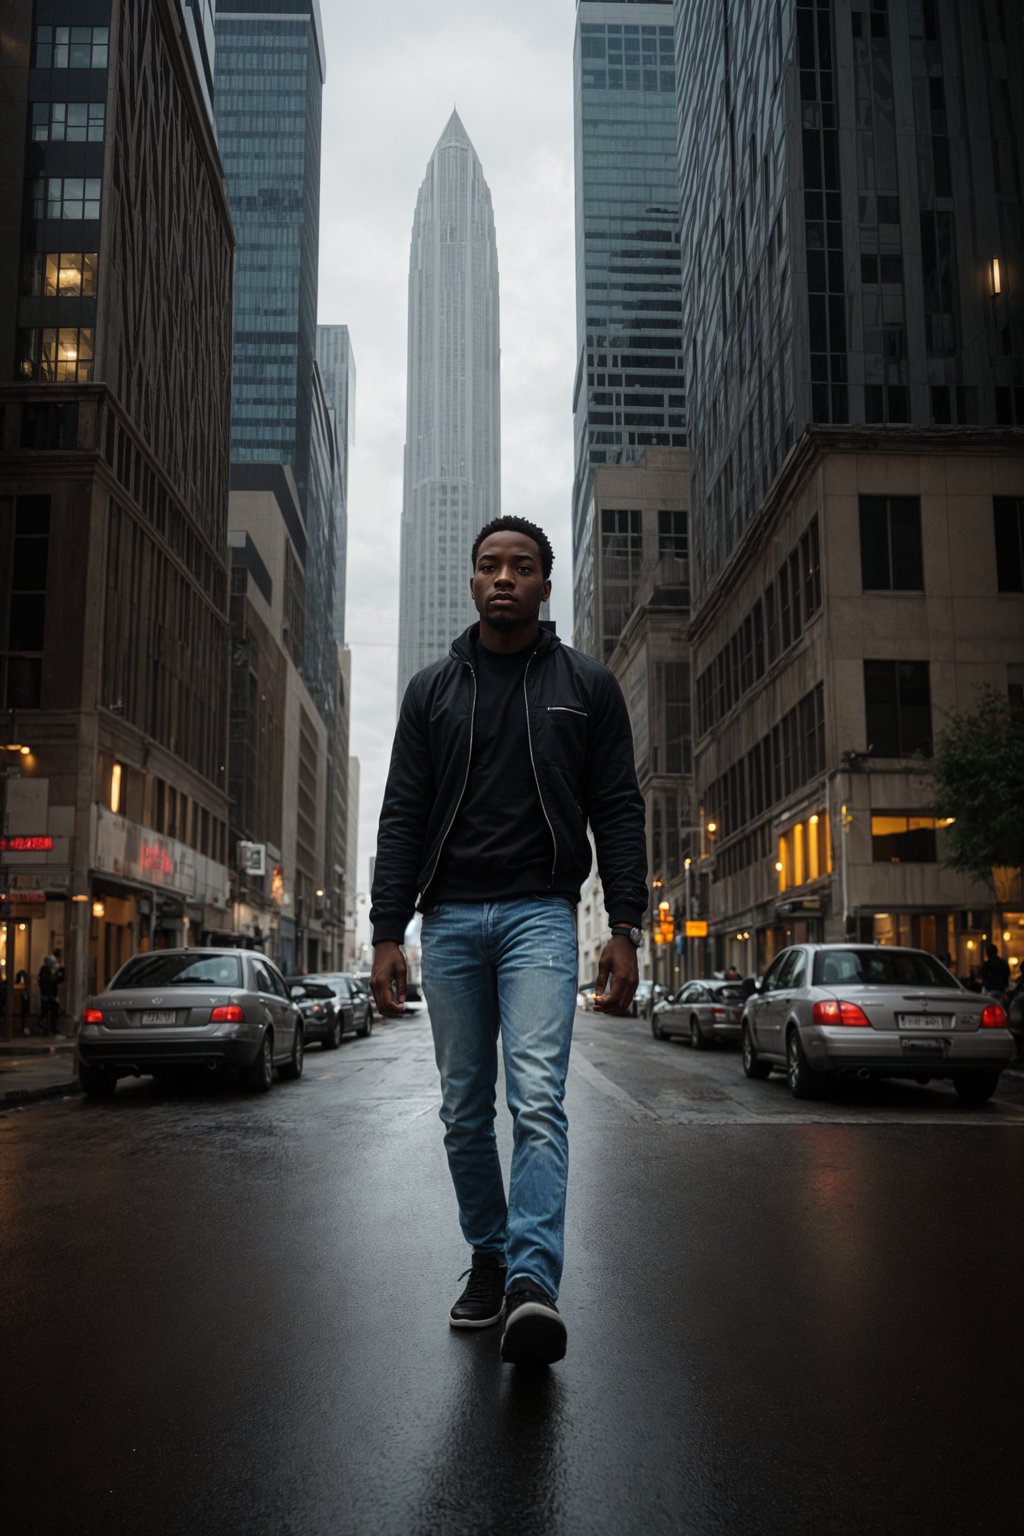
[981,1003,1007,1028]
[312,1004,324,1016]
[81,1007,103,1025]
[709,1006,726,1018]
[812,999,871,1027]
[210,1004,245,1024]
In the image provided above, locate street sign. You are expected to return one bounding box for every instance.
[238,842,266,876]
[0,835,53,852]
[685,919,708,938]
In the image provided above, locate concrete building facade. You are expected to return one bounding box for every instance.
[691,428,1024,977]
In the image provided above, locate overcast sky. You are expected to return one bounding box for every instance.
[317,1,579,943]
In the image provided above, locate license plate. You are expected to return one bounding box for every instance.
[141,1010,176,1025]
[898,1014,950,1030]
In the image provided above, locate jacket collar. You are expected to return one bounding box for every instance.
[450,620,560,666]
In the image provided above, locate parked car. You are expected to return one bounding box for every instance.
[344,973,377,1031]
[76,948,304,1097]
[652,980,747,1046]
[302,973,367,1037]
[288,978,343,1050]
[577,982,598,1011]
[632,980,668,1019]
[740,943,1014,1103]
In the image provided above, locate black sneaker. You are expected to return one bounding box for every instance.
[448,1253,507,1329]
[499,1282,567,1365]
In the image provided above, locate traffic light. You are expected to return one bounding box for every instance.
[654,900,675,944]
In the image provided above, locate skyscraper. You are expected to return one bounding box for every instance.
[677,0,1024,605]
[676,1,1024,973]
[213,0,325,507]
[317,324,357,645]
[571,0,685,654]
[397,111,500,699]
[1,0,235,1015]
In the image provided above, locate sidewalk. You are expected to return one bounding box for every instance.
[0,1032,80,1108]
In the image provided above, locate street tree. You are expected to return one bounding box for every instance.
[931,687,1024,902]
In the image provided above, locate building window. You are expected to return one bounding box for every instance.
[658,509,688,560]
[19,327,94,383]
[34,26,109,69]
[864,660,932,757]
[23,252,98,298]
[871,815,940,863]
[993,497,1024,593]
[31,177,102,221]
[31,101,105,142]
[859,496,923,590]
[801,517,822,614]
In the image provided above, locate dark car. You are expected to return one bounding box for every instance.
[288,978,342,1050]
[741,943,1014,1102]
[76,948,304,1096]
[652,980,747,1047]
[304,973,370,1037]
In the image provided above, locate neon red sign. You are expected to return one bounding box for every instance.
[0,836,53,853]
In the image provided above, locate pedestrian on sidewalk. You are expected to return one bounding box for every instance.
[979,942,1010,999]
[37,956,60,1036]
[370,515,647,1367]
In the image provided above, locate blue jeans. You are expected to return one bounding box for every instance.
[419,897,579,1300]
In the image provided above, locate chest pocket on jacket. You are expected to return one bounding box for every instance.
[543,705,590,778]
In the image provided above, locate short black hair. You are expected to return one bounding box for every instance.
[472,516,554,580]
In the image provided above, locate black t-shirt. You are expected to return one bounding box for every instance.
[429,636,572,904]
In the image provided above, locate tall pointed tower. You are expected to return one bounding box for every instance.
[397,111,501,699]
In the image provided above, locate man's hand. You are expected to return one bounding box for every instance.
[593,935,639,1014]
[371,941,407,1017]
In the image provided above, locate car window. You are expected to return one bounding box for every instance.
[253,961,273,994]
[813,948,956,988]
[761,951,792,993]
[712,984,747,1002]
[111,953,242,989]
[335,978,353,1001]
[265,964,290,999]
[784,951,808,988]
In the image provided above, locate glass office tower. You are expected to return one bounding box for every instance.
[397,111,500,700]
[571,0,685,641]
[316,324,357,646]
[213,0,325,511]
[677,0,1024,604]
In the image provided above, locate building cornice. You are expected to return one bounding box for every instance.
[689,425,1024,644]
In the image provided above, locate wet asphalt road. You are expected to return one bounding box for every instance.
[2,1009,1023,1536]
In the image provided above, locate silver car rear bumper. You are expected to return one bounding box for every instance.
[805,1025,1014,1073]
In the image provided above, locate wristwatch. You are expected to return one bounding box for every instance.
[611,924,643,949]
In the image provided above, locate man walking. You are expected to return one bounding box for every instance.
[371,516,647,1366]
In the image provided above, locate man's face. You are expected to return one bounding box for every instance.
[471,531,551,633]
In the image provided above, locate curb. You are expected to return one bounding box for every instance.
[2,1081,81,1109]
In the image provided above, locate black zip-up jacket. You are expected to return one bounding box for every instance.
[370,622,648,945]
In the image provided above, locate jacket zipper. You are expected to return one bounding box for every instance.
[525,652,559,887]
[420,660,477,899]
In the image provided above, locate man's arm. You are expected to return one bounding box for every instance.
[369,678,436,1013]
[371,941,407,1019]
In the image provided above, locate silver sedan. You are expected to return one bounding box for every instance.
[741,944,1014,1103]
[652,980,748,1047]
[76,948,304,1096]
